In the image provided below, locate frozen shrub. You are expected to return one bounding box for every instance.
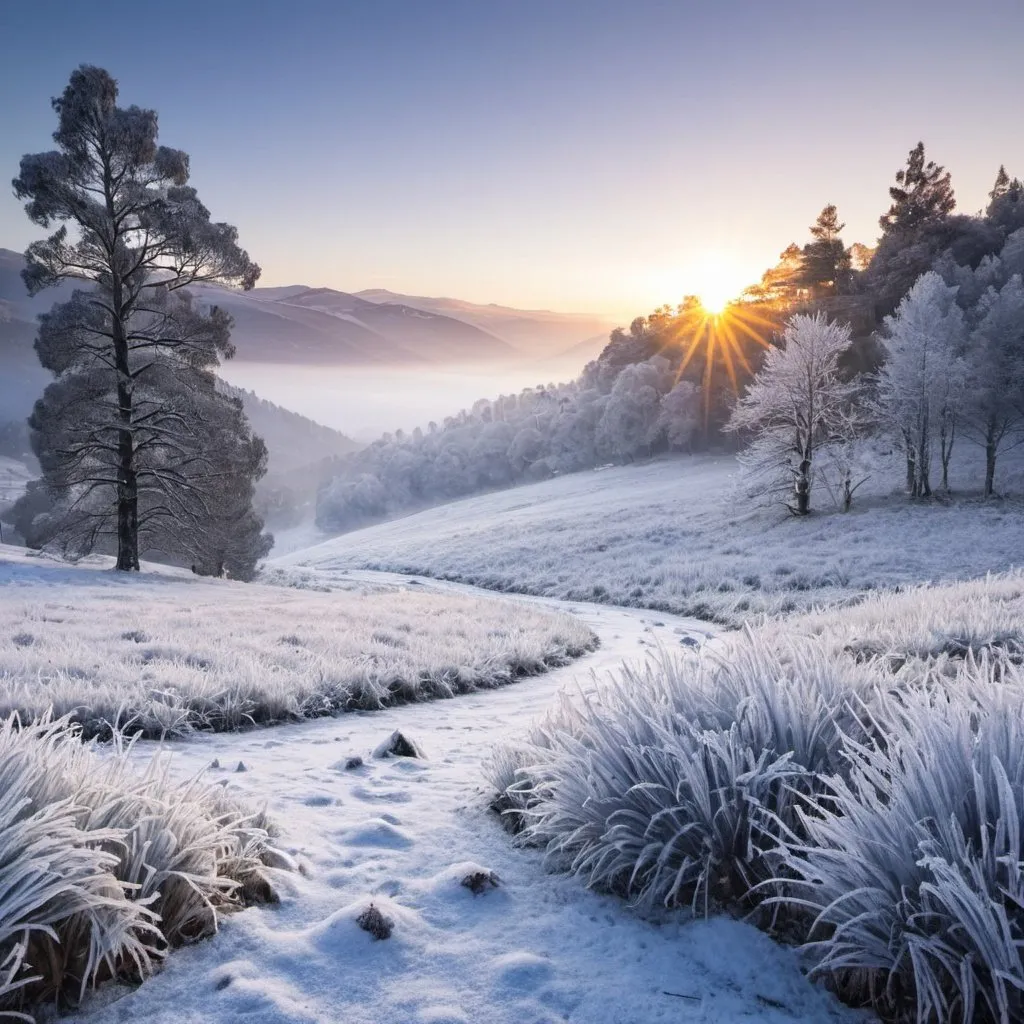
[0,714,274,1018]
[489,635,877,914]
[775,657,1024,1024]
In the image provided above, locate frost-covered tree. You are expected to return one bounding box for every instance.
[187,390,272,580]
[657,380,700,450]
[962,275,1024,496]
[874,272,967,497]
[596,359,669,460]
[727,313,858,515]
[12,66,263,571]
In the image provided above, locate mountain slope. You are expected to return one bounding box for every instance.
[271,287,515,362]
[354,288,618,356]
[1,249,515,367]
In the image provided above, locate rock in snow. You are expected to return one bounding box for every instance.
[372,729,427,759]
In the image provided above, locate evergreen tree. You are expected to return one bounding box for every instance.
[986,165,1024,235]
[879,142,956,236]
[990,165,1012,203]
[801,204,851,294]
[11,66,267,572]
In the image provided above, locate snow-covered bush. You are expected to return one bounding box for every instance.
[0,713,273,1018]
[487,634,875,914]
[775,658,1024,1024]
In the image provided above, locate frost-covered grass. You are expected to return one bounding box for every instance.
[778,667,1024,1024]
[487,573,1024,1023]
[784,569,1024,667]
[286,453,1024,626]
[488,635,874,912]
[0,713,274,1020]
[0,546,595,739]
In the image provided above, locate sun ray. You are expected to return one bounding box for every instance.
[729,314,774,351]
[717,318,743,391]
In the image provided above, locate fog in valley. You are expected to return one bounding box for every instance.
[219,356,592,441]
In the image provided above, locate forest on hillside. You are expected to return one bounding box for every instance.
[316,145,1024,533]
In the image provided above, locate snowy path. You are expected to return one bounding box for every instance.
[77,573,861,1024]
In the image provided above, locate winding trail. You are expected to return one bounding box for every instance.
[78,572,860,1024]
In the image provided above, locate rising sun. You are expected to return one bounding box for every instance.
[698,288,733,316]
[688,254,745,314]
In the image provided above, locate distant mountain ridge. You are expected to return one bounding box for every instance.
[0,250,359,482]
[1,247,616,368]
[353,287,618,357]
[0,249,512,367]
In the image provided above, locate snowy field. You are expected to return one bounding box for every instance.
[0,546,594,738]
[65,587,860,1024]
[286,454,1024,625]
[5,448,1024,1022]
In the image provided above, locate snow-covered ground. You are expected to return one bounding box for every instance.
[10,441,1022,1022]
[0,546,593,737]
[283,454,1024,625]
[68,574,859,1024]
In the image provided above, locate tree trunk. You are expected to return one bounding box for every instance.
[112,294,139,571]
[904,431,915,494]
[985,440,997,498]
[940,421,954,490]
[841,470,853,513]
[793,436,812,515]
[917,411,931,498]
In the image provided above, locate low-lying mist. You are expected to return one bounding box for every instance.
[219,358,588,441]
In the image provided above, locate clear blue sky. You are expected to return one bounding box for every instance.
[2,0,1022,318]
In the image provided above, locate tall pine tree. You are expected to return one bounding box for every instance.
[879,142,955,236]
[800,204,851,294]
[11,66,270,574]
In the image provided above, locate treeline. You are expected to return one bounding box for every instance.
[728,155,1024,513]
[316,360,703,533]
[317,143,1024,533]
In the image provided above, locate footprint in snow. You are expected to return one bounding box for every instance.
[351,784,413,804]
[340,817,413,849]
[491,951,554,990]
[303,794,337,807]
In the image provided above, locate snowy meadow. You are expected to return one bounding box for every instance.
[286,453,1024,625]
[0,546,595,739]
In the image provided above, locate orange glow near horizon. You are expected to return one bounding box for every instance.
[657,298,778,429]
[695,288,734,316]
